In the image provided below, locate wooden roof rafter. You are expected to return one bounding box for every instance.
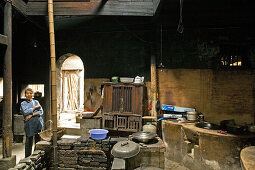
[4,0,27,15]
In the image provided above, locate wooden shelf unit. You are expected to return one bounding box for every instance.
[102,82,146,132]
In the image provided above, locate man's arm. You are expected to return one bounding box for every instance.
[20,101,34,117]
[33,100,43,116]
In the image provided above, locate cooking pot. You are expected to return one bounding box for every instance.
[143,123,157,134]
[220,119,235,130]
[132,131,157,143]
[111,141,140,159]
[247,125,255,133]
[226,124,246,135]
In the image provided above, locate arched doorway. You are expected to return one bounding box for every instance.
[56,53,84,123]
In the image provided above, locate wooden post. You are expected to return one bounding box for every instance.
[151,55,157,117]
[3,1,13,158]
[48,0,58,169]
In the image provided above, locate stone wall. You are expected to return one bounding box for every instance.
[162,120,255,170]
[9,149,49,170]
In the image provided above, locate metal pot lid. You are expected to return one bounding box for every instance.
[132,131,157,140]
[111,141,140,159]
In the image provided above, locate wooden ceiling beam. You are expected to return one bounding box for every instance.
[0,34,8,45]
[3,0,160,17]
[9,0,26,15]
[26,0,159,16]
[28,0,90,2]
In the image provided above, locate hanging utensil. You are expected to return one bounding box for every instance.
[177,0,184,34]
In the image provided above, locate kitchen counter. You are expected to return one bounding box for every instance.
[162,120,255,170]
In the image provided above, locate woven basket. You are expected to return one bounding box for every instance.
[39,120,65,141]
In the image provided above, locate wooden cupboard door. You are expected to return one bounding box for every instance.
[103,85,112,113]
[122,86,133,113]
[132,86,144,115]
[112,86,122,112]
[103,84,144,115]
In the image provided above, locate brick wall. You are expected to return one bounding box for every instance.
[56,137,117,169]
[157,69,255,125]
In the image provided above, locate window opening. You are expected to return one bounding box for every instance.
[219,45,248,68]
[21,84,44,98]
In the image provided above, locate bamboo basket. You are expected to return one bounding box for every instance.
[39,120,65,142]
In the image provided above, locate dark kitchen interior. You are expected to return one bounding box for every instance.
[0,0,255,169]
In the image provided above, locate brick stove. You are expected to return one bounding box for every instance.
[57,137,121,169]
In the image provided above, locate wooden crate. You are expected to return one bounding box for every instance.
[102,114,117,130]
[127,116,142,132]
[102,114,142,132]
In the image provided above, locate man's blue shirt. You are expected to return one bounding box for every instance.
[20,99,44,137]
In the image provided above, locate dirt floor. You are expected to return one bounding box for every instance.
[165,159,190,170]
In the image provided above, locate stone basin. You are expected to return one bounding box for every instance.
[195,122,221,130]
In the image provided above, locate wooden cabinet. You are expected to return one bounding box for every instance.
[103,83,145,115]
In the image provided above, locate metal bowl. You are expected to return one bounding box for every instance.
[111,141,140,159]
[132,131,157,143]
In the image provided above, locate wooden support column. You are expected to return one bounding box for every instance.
[3,1,13,158]
[48,0,58,169]
[151,55,157,117]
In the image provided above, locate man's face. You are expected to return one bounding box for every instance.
[25,90,33,101]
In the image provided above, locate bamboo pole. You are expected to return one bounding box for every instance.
[151,55,157,117]
[47,0,58,169]
[3,1,13,158]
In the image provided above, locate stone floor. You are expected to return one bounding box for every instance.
[58,112,79,129]
[0,137,25,164]
[0,113,189,169]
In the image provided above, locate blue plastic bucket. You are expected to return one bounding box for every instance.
[89,129,109,140]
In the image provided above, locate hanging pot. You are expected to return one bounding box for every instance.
[132,131,157,143]
[111,141,140,159]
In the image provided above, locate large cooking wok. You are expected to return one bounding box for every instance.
[132,131,157,143]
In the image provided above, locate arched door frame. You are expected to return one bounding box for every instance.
[56,53,84,120]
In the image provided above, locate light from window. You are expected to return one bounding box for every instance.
[219,45,247,68]
[21,84,44,98]
[221,55,242,67]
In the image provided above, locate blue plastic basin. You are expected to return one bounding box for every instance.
[89,129,109,140]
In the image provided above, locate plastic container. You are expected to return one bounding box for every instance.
[120,77,134,83]
[89,129,109,140]
[187,111,197,121]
